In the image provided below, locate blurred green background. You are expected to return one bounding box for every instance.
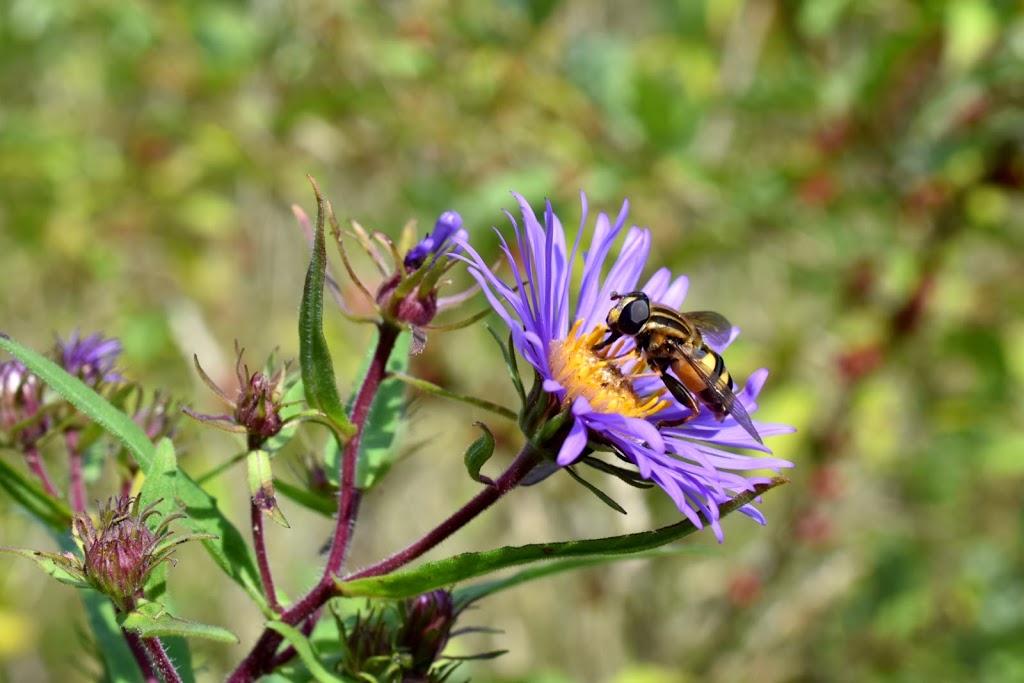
[2,0,1024,681]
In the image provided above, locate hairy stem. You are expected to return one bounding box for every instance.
[122,630,158,683]
[252,501,279,612]
[347,442,541,581]
[143,637,180,683]
[324,322,399,575]
[228,323,398,682]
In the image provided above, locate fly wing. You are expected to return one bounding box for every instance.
[674,350,763,445]
[681,311,734,350]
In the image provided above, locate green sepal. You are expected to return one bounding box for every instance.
[578,453,654,488]
[248,449,290,528]
[118,600,238,643]
[298,177,356,440]
[564,465,626,514]
[485,325,525,404]
[265,621,350,683]
[464,422,496,485]
[336,478,787,599]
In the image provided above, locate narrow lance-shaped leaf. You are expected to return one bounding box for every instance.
[142,440,270,613]
[454,547,702,606]
[138,439,180,603]
[337,478,787,599]
[0,334,155,469]
[265,621,348,683]
[0,456,73,531]
[118,601,238,643]
[298,177,356,439]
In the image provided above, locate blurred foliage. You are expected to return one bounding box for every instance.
[2,0,1023,681]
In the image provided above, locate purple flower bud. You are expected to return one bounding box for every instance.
[234,371,285,450]
[74,497,183,613]
[0,360,49,447]
[400,590,456,674]
[404,211,464,270]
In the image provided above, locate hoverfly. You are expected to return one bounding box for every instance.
[592,291,763,444]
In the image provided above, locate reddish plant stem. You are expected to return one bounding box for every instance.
[66,429,85,513]
[251,501,280,612]
[23,445,59,498]
[325,322,399,574]
[261,444,541,674]
[122,630,158,683]
[143,636,181,683]
[228,323,399,682]
[346,443,541,581]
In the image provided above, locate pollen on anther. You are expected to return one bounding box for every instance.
[548,320,669,420]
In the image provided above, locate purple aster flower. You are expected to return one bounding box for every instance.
[56,331,123,386]
[404,210,466,270]
[457,192,794,540]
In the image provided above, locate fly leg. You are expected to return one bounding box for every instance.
[651,359,702,428]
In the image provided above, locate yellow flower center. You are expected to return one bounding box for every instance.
[548,320,669,420]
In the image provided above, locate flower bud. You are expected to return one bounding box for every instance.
[74,496,184,613]
[400,590,456,674]
[0,360,49,448]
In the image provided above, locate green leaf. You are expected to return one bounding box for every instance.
[175,472,269,612]
[355,330,410,491]
[0,545,89,588]
[138,439,179,602]
[138,440,268,612]
[265,621,350,683]
[118,600,238,642]
[464,422,496,485]
[274,478,337,517]
[0,334,156,470]
[337,478,787,599]
[454,547,701,606]
[0,456,73,531]
[298,178,356,439]
[80,589,143,683]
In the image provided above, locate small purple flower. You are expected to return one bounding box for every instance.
[0,359,48,446]
[56,331,123,386]
[458,192,795,540]
[404,210,466,270]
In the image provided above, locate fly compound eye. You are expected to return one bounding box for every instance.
[619,297,650,335]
